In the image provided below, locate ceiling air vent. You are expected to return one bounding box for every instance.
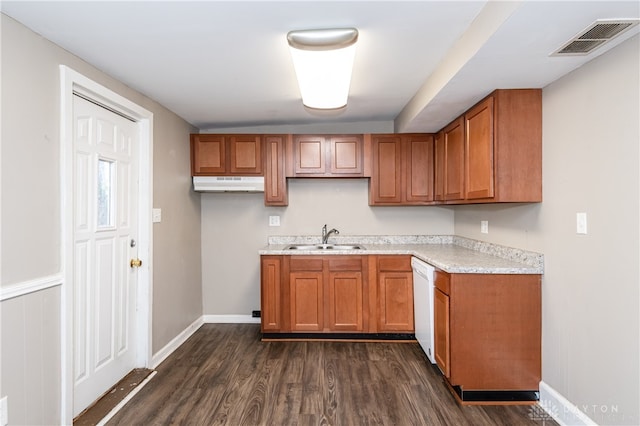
[552,19,639,56]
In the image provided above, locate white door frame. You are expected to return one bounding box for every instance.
[59,65,154,424]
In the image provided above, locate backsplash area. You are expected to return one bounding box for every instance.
[266,234,544,270]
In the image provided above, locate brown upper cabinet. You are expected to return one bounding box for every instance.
[191,134,262,176]
[464,96,494,200]
[467,89,542,202]
[290,134,364,177]
[263,135,289,206]
[435,89,542,204]
[439,119,465,202]
[369,134,435,205]
[191,88,541,207]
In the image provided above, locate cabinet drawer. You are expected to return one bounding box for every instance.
[378,256,411,272]
[328,256,363,271]
[435,270,450,295]
[289,257,324,271]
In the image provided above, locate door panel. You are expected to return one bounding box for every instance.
[190,134,226,175]
[378,271,414,331]
[328,272,363,331]
[434,287,451,378]
[404,134,434,202]
[229,135,262,174]
[370,135,402,204]
[73,95,139,416]
[443,118,465,201]
[465,96,495,199]
[294,135,325,175]
[290,272,323,331]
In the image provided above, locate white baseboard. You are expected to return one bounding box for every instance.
[150,316,204,368]
[203,314,260,324]
[149,315,259,368]
[538,381,597,426]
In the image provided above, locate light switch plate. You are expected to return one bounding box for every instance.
[269,215,280,227]
[152,208,162,223]
[576,212,587,234]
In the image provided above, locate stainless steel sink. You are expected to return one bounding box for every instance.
[285,244,364,250]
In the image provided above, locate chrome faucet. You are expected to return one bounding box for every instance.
[321,224,339,244]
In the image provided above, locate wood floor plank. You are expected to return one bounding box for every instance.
[107,324,556,426]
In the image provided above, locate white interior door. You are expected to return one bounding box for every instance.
[72,94,140,416]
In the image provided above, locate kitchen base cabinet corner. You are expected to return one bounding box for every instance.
[434,270,541,404]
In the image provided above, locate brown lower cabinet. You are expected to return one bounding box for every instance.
[434,270,541,403]
[376,255,414,332]
[260,255,414,335]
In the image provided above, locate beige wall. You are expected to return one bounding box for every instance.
[201,179,454,315]
[1,14,202,424]
[454,35,639,424]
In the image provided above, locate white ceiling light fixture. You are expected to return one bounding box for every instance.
[287,28,358,110]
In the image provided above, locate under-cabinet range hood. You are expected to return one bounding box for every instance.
[193,176,265,192]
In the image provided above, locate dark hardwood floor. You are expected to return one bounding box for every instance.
[108,324,556,425]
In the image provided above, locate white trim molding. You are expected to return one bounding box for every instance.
[151,317,204,369]
[0,273,63,301]
[539,381,597,426]
[203,314,261,324]
[59,65,154,425]
[96,370,157,426]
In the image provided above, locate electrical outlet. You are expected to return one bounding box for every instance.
[480,220,489,234]
[1,396,8,426]
[269,215,280,227]
[576,212,587,234]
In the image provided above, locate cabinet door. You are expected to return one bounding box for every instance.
[293,135,325,175]
[329,135,363,176]
[290,271,324,331]
[434,131,445,201]
[443,118,465,201]
[465,96,495,199]
[260,257,282,331]
[378,271,414,332]
[328,271,364,331]
[370,135,402,204]
[228,135,262,175]
[434,287,450,378]
[404,134,434,203]
[191,134,226,175]
[264,135,288,206]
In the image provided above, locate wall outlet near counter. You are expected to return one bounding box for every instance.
[269,215,280,226]
[481,220,489,234]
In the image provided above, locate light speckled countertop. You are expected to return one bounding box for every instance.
[258,235,543,274]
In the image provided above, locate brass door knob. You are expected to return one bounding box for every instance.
[130,258,142,268]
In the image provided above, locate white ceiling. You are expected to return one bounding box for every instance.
[2,1,639,132]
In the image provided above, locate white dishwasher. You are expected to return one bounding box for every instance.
[411,257,435,364]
